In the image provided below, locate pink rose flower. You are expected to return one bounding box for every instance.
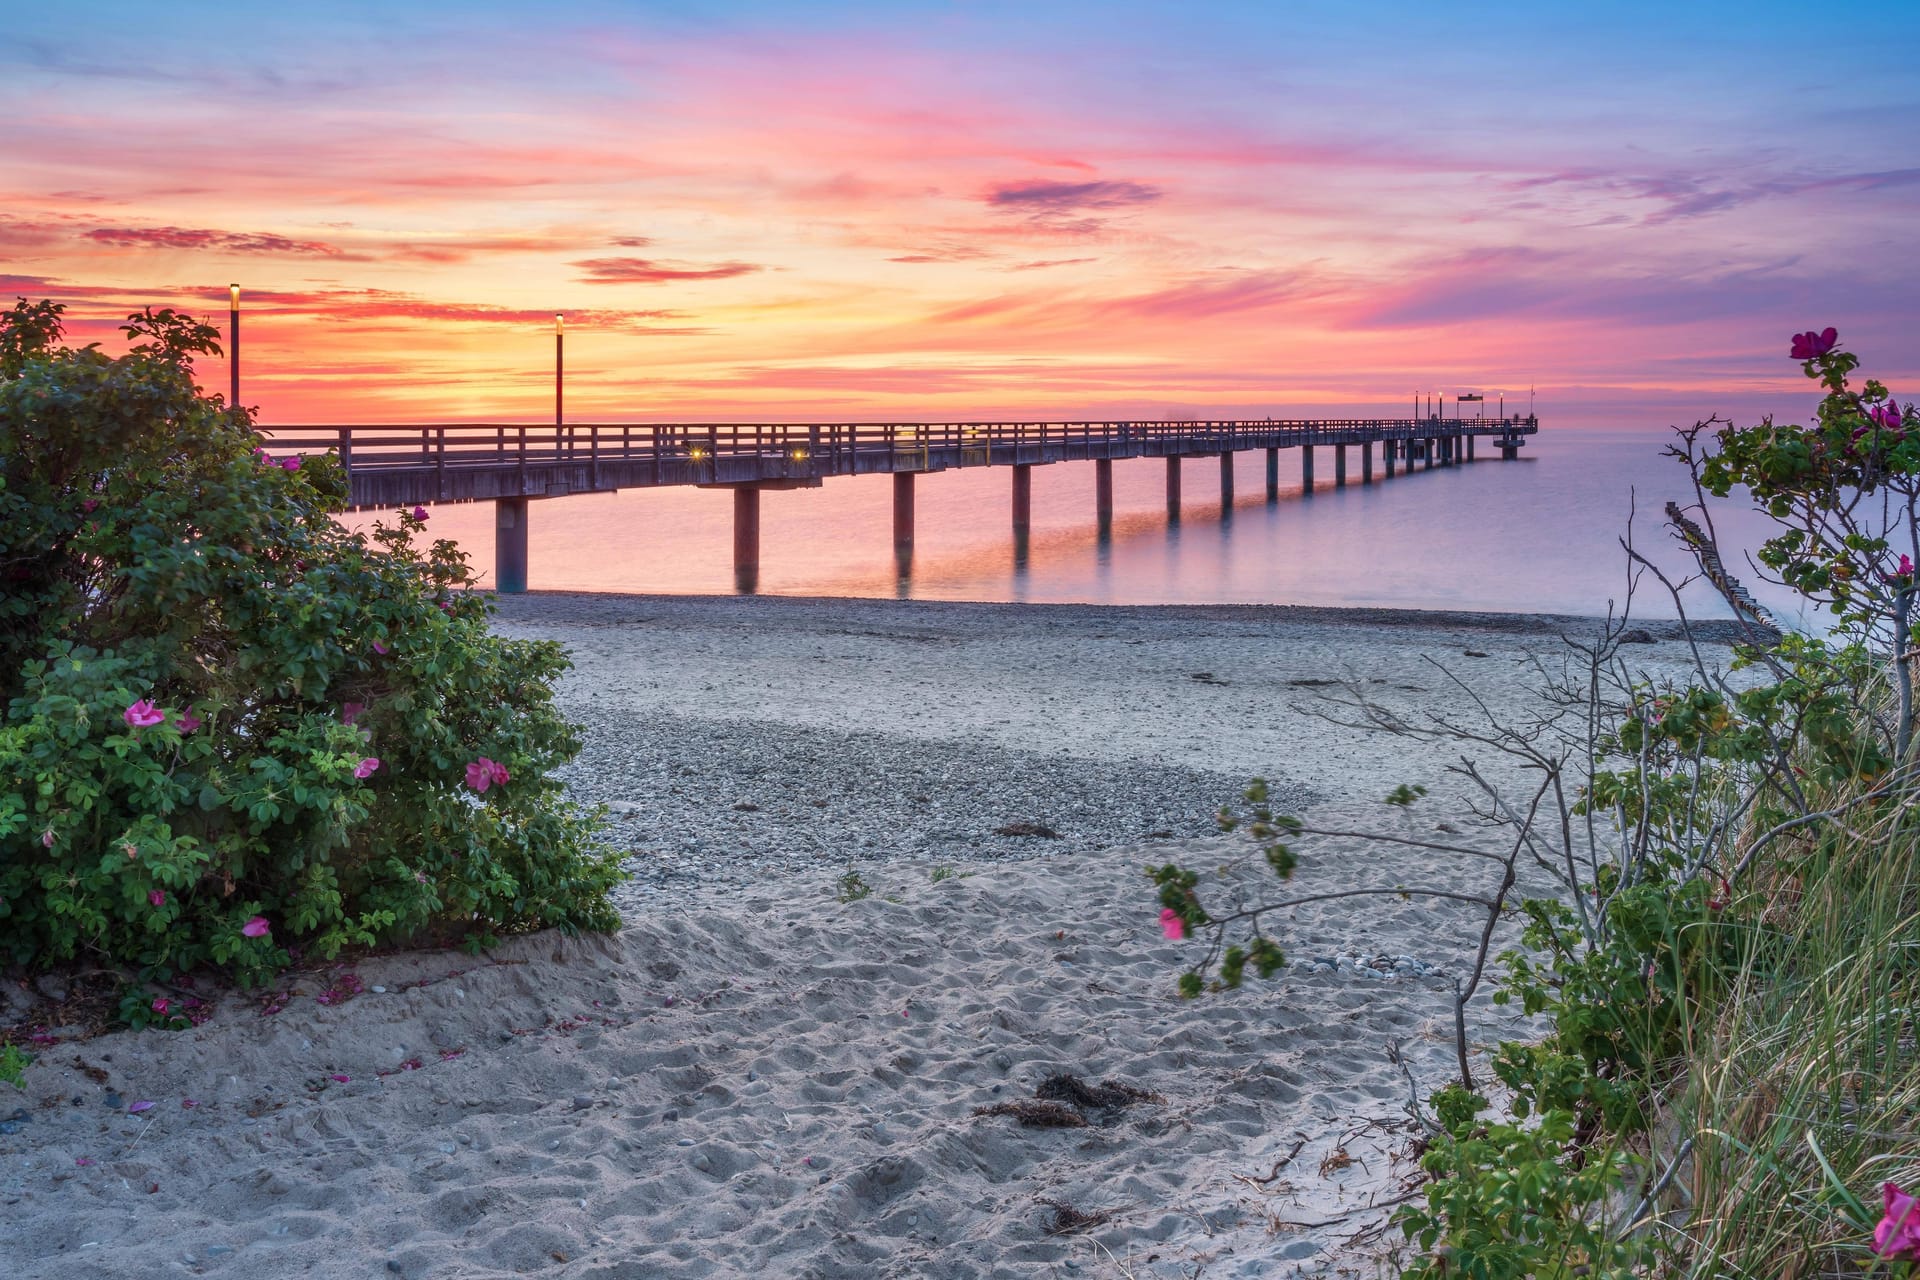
[174,708,203,733]
[151,997,169,1016]
[123,699,165,728]
[40,829,54,849]
[280,456,301,471]
[411,505,429,521]
[1790,327,1838,360]
[241,916,271,939]
[1159,907,1185,941]
[341,702,367,726]
[371,640,389,656]
[1877,1182,1920,1259]
[353,757,380,780]
[149,890,166,907]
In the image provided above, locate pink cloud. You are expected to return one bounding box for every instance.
[85,225,352,256]
[572,257,763,284]
[985,179,1162,212]
[1006,257,1098,272]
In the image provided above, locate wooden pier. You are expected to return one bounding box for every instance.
[259,416,1539,592]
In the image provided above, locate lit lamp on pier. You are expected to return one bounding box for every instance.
[228,284,240,412]
[555,313,564,448]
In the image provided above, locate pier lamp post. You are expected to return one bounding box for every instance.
[555,313,564,452]
[228,284,240,411]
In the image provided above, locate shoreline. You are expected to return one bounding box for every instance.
[492,587,1758,645]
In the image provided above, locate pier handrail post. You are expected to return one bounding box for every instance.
[337,428,352,478]
[436,427,446,499]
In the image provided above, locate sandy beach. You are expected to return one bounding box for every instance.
[0,595,1728,1279]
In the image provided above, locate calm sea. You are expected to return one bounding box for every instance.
[349,427,1800,623]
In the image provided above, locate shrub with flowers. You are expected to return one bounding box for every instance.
[1157,328,1920,1275]
[0,299,622,984]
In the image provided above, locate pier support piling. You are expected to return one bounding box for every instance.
[1424,439,1436,471]
[495,497,529,594]
[1095,458,1114,533]
[893,472,915,566]
[1219,451,1234,513]
[1385,440,1397,478]
[1265,447,1279,502]
[1362,441,1373,485]
[1467,434,1476,462]
[733,486,760,594]
[1334,444,1348,488]
[1165,456,1182,522]
[1302,445,1315,494]
[1012,464,1033,535]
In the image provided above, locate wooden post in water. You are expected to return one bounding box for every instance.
[1334,444,1348,488]
[1164,456,1182,521]
[1219,451,1234,513]
[893,472,915,562]
[733,487,761,594]
[1012,464,1033,534]
[1095,458,1114,533]
[1384,439,1397,478]
[1301,445,1315,494]
[496,497,529,594]
[1265,447,1279,501]
[1467,434,1476,462]
[1361,441,1373,485]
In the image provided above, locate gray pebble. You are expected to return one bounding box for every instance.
[677,1137,695,1147]
[570,1095,593,1111]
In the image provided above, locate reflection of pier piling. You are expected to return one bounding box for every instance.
[264,416,1540,592]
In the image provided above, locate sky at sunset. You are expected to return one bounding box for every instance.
[5,0,1918,429]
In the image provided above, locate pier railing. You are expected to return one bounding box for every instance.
[260,416,1538,509]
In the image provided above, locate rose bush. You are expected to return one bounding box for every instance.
[0,299,622,985]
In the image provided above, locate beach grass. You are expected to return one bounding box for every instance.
[1665,791,1920,1275]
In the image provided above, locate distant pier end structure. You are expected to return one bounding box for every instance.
[259,414,1539,593]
